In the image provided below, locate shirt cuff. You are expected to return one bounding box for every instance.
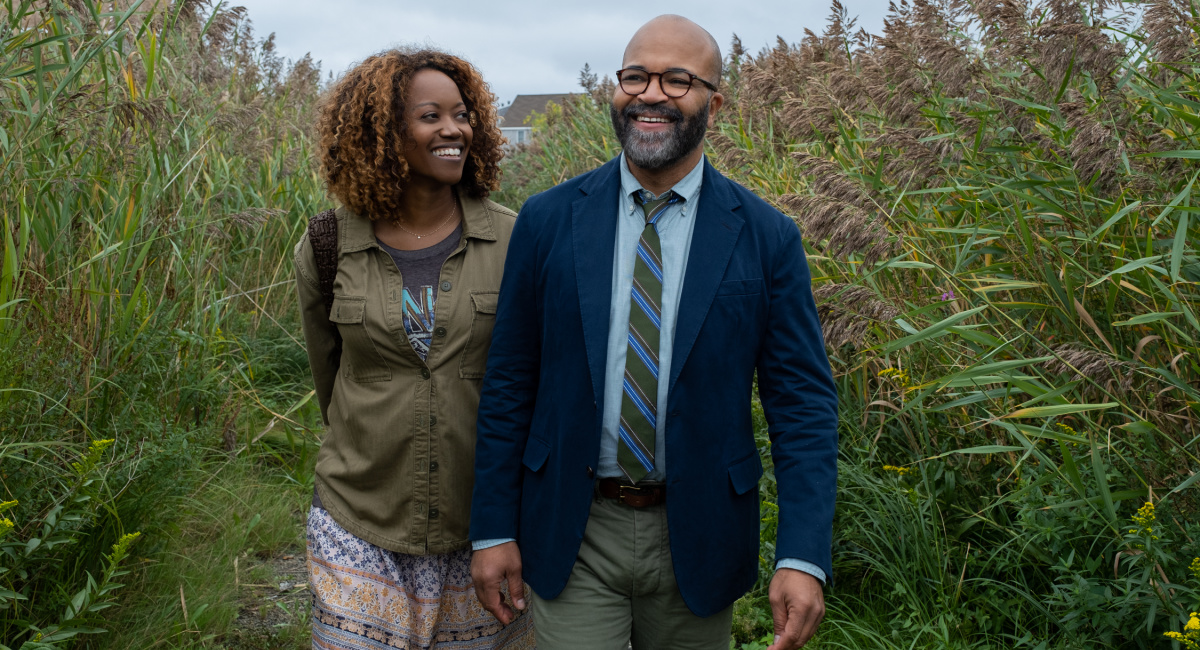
[471,538,516,552]
[775,558,826,585]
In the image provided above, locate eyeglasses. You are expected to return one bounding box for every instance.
[616,68,718,98]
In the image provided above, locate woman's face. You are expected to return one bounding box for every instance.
[402,69,474,188]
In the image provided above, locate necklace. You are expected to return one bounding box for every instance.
[396,196,458,239]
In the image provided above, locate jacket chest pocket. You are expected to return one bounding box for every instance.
[459,291,498,379]
[329,296,392,383]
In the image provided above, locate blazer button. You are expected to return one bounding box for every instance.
[430,461,439,471]
[429,508,439,519]
[586,466,595,478]
[421,368,430,379]
[441,281,452,292]
[429,415,437,426]
[434,326,447,337]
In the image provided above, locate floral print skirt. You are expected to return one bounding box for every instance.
[306,506,535,649]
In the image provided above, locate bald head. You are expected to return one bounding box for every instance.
[623,15,722,86]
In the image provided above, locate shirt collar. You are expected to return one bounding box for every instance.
[618,152,706,208]
[339,194,498,252]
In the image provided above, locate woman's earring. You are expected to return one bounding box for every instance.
[468,111,478,127]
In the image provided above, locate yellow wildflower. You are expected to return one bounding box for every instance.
[1190,557,1200,582]
[0,517,13,537]
[878,368,911,387]
[0,499,16,514]
[1057,423,1076,435]
[882,465,913,476]
[1165,613,1200,649]
[72,438,116,475]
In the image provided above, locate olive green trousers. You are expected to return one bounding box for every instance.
[528,496,734,650]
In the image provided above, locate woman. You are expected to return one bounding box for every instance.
[294,48,534,649]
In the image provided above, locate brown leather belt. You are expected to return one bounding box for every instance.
[597,478,666,508]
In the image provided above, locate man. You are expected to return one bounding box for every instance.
[469,14,838,650]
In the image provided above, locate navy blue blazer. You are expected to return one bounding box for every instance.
[470,156,838,617]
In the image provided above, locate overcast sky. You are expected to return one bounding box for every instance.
[233,0,892,105]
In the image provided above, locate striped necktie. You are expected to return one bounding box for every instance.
[617,189,682,484]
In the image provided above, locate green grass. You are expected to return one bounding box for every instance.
[100,449,315,649]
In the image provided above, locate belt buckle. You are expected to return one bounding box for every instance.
[617,484,651,505]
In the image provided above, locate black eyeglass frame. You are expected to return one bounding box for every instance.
[615,68,719,98]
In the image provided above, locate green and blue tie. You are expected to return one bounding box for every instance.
[617,189,682,483]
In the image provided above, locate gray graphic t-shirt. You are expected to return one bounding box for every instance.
[377,223,462,360]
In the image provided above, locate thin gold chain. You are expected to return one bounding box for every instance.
[395,195,458,239]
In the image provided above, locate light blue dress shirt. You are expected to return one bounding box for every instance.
[474,154,825,585]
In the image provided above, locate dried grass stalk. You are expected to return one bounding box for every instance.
[780,193,897,266]
[813,283,900,348]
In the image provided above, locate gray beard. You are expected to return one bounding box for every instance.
[610,100,710,171]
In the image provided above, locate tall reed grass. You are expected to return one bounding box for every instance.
[500,1,1200,646]
[0,1,323,646]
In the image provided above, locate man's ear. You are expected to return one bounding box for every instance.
[706,92,725,128]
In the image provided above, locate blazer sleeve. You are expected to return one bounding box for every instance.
[754,217,839,581]
[470,201,543,541]
[294,232,341,425]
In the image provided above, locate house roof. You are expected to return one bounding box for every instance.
[499,94,576,129]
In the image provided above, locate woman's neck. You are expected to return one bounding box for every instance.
[374,180,462,251]
[398,180,457,229]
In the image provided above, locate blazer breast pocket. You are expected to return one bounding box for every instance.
[715,278,763,298]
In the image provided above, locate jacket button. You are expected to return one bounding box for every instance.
[440,281,452,292]
[586,466,594,478]
[430,461,439,471]
[429,415,437,426]
[434,326,447,337]
[421,368,430,379]
[428,508,439,519]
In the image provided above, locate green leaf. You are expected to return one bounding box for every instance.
[1002,403,1119,418]
[1088,255,1167,287]
[1089,200,1141,239]
[1171,212,1188,281]
[1112,311,1182,326]
[1168,470,1200,495]
[882,306,987,353]
[928,445,1025,459]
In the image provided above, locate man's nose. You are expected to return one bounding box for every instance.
[638,75,670,104]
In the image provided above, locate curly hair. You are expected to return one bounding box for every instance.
[315,48,503,221]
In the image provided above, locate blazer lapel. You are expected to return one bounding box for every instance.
[669,161,744,389]
[572,158,621,406]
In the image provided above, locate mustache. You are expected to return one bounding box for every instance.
[621,103,683,122]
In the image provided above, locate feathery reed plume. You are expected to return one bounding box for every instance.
[974,0,1032,60]
[1144,0,1197,72]
[1059,99,1125,190]
[813,283,901,348]
[792,152,874,205]
[707,132,748,171]
[1032,2,1125,96]
[874,127,946,187]
[780,193,896,265]
[1042,344,1134,395]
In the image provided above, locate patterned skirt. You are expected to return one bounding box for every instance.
[306,506,536,649]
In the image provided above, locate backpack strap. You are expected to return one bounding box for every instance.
[308,208,339,318]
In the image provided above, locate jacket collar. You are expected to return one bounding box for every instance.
[337,193,498,252]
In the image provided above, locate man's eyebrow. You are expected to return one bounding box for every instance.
[623,65,693,73]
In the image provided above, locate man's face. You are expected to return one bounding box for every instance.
[611,25,723,172]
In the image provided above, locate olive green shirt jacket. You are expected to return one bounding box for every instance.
[294,196,516,555]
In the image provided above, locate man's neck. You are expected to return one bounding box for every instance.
[625,146,704,196]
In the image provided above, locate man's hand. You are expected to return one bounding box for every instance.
[766,568,825,650]
[470,542,526,625]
